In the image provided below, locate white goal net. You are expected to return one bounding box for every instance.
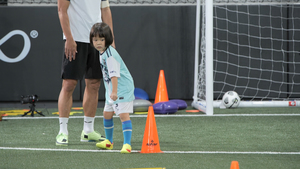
[193,0,300,114]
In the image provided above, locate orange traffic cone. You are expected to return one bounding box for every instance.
[230,161,239,169]
[154,70,169,104]
[140,106,163,153]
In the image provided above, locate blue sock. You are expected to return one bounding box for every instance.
[103,118,114,143]
[122,120,132,145]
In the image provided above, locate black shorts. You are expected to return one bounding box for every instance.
[61,41,103,80]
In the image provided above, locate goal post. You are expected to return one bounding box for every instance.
[192,0,214,115]
[192,0,300,114]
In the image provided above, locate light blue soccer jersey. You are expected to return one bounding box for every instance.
[99,46,135,104]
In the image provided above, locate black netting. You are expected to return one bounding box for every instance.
[6,0,300,5]
[8,0,57,4]
[0,0,7,5]
[7,0,197,4]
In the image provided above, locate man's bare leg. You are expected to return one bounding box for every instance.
[81,79,103,142]
[58,79,78,118]
[83,79,101,118]
[56,79,78,146]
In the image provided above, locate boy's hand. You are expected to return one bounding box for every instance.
[110,92,118,101]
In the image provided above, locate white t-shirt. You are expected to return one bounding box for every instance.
[63,0,102,43]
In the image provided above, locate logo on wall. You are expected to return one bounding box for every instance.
[289,101,296,106]
[0,30,38,63]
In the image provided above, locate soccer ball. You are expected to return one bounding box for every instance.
[222,91,241,108]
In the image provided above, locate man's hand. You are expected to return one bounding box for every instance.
[65,39,77,61]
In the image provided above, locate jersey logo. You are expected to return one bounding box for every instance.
[100,58,110,83]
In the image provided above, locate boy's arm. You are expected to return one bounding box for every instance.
[110,76,118,101]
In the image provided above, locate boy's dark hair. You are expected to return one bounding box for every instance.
[90,22,113,48]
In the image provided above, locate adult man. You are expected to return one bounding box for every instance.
[56,0,115,146]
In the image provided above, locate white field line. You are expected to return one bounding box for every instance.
[0,147,300,155]
[2,114,300,155]
[3,114,300,120]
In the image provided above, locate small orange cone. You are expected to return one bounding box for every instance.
[154,70,169,104]
[230,161,239,169]
[140,106,163,153]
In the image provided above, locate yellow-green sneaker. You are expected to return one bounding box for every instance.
[96,139,113,150]
[56,133,68,146]
[80,130,105,142]
[120,144,132,154]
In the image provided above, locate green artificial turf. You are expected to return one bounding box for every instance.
[1,107,300,169]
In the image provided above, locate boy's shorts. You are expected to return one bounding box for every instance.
[61,41,103,80]
[104,101,133,116]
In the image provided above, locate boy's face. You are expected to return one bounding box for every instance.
[92,36,106,52]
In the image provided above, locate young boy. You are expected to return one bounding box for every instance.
[90,22,135,154]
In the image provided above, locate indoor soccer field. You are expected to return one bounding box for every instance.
[1,0,300,168]
[1,104,300,169]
